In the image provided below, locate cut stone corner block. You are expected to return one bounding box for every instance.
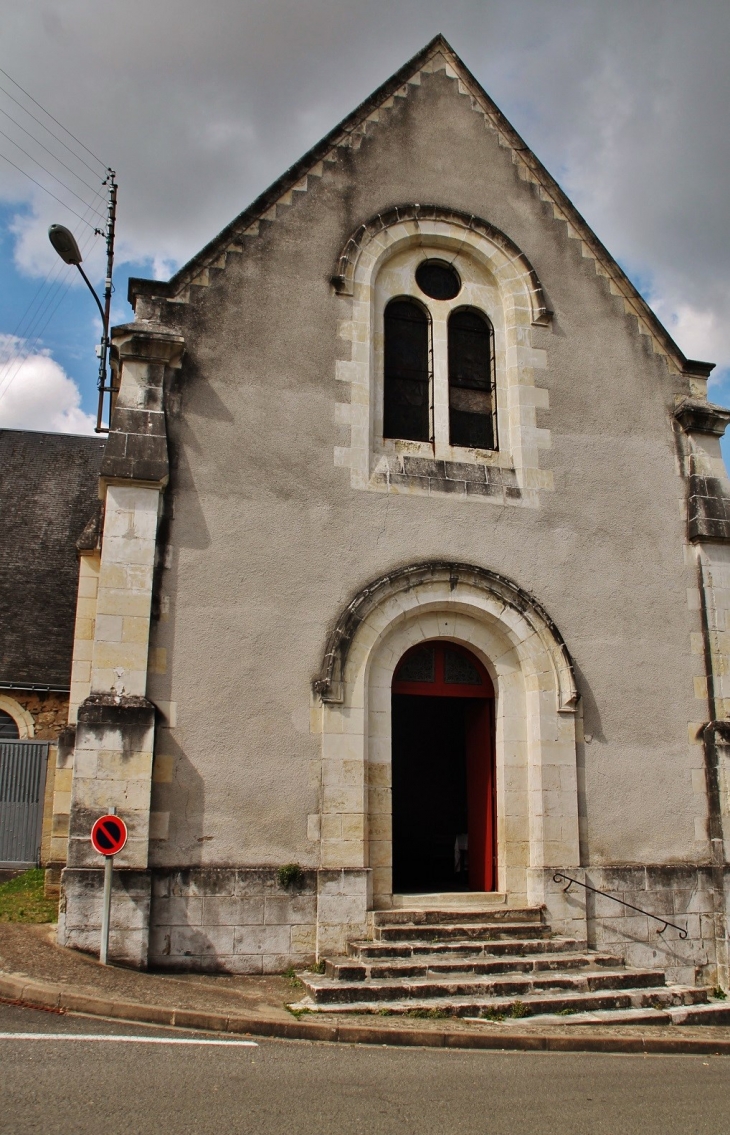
[67,693,156,871]
[527,866,588,941]
[59,866,151,969]
[316,868,371,956]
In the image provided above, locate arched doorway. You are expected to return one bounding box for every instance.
[391,641,495,894]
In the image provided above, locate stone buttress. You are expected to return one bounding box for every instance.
[58,322,184,967]
[675,388,730,989]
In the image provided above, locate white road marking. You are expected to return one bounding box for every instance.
[0,1033,257,1046]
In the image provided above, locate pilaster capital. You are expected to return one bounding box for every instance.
[675,398,730,438]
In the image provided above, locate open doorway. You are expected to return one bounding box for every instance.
[391,641,495,893]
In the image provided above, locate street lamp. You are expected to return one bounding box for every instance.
[48,170,117,432]
[48,224,106,326]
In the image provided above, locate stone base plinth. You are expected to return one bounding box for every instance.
[58,867,151,969]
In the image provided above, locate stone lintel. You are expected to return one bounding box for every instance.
[675,398,730,438]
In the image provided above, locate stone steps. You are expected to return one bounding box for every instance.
[350,936,586,960]
[301,967,671,1006]
[375,921,550,942]
[513,1003,730,1027]
[293,984,707,1019]
[373,906,542,925]
[292,903,722,1024]
[326,950,625,981]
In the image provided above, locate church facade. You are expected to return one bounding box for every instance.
[54,37,730,991]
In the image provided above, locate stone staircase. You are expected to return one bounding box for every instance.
[292,906,730,1025]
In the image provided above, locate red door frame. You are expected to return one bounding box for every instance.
[392,642,496,891]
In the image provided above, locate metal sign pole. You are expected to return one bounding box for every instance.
[99,806,116,966]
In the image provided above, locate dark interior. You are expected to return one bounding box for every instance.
[391,693,470,893]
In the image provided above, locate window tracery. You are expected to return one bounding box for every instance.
[333,208,553,508]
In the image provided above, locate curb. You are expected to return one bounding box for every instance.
[2,971,730,1055]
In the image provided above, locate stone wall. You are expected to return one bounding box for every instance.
[58,867,151,969]
[149,867,369,973]
[57,866,369,972]
[1,689,68,739]
[582,865,722,988]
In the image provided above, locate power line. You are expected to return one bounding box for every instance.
[6,198,99,346]
[0,207,102,402]
[7,216,100,349]
[0,81,105,179]
[0,66,106,170]
[0,104,107,196]
[0,150,102,225]
[0,266,76,402]
[0,129,105,213]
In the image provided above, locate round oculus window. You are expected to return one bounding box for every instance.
[415,258,461,301]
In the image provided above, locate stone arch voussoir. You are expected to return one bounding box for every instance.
[313,561,577,714]
[332,205,552,327]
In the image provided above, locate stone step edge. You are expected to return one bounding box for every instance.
[373,907,543,925]
[291,984,706,1016]
[327,951,625,977]
[375,925,550,942]
[350,937,587,957]
[301,968,667,1000]
[2,969,730,1056]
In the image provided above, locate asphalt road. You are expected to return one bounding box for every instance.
[1,1002,729,1135]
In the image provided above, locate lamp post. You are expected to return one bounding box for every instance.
[48,171,117,432]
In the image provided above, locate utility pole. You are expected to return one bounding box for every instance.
[95,170,117,433]
[48,168,118,432]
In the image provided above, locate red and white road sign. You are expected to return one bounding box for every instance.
[90,814,128,857]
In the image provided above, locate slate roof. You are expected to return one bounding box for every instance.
[0,429,104,690]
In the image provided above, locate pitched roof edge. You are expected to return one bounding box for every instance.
[435,45,710,378]
[129,35,452,306]
[129,34,714,379]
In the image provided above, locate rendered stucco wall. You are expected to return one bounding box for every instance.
[141,66,704,886]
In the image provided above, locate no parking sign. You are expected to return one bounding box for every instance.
[90,811,127,965]
[90,814,128,857]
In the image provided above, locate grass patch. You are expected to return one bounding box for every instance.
[286,1005,311,1019]
[277,864,304,890]
[557,1007,576,1016]
[282,966,303,990]
[713,987,727,1001]
[308,960,326,975]
[406,1007,449,1020]
[508,1000,531,1019]
[0,869,57,924]
[482,1007,505,1022]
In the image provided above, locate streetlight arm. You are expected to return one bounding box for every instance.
[75,262,107,333]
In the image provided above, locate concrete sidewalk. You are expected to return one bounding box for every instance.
[3,922,730,1055]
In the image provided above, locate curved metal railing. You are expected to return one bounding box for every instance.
[553,872,688,940]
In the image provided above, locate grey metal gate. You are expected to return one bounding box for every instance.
[0,741,49,866]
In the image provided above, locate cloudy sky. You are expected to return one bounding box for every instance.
[0,1,728,458]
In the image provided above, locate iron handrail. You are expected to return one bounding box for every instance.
[553,873,688,940]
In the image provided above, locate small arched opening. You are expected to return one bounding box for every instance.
[0,709,20,739]
[391,640,495,894]
[383,297,431,443]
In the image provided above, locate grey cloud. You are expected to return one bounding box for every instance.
[1,0,728,366]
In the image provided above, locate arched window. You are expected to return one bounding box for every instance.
[448,308,495,450]
[0,709,20,739]
[383,298,430,443]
